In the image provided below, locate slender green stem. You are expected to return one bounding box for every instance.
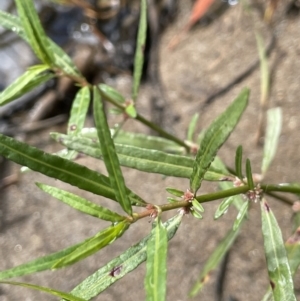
[135,114,189,151]
[99,90,190,151]
[60,67,190,151]
[195,185,250,203]
[261,184,300,194]
[135,185,250,220]
[132,182,299,221]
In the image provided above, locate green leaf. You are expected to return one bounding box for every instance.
[132,0,147,102]
[66,214,182,300]
[98,84,126,103]
[65,86,91,160]
[192,199,204,213]
[49,42,82,77]
[0,10,27,40]
[166,187,184,197]
[0,10,81,77]
[286,227,300,276]
[53,221,129,269]
[125,103,137,118]
[0,243,82,280]
[0,133,145,206]
[214,196,235,219]
[246,158,254,190]
[145,217,168,301]
[15,0,54,65]
[190,88,249,194]
[219,181,245,212]
[0,281,86,301]
[93,86,132,215]
[0,65,50,106]
[260,199,296,301]
[233,201,249,231]
[187,113,199,141]
[261,227,300,301]
[36,183,125,222]
[80,127,184,154]
[167,197,179,203]
[190,209,203,219]
[68,87,90,135]
[261,107,282,175]
[235,145,243,180]
[211,156,231,176]
[52,133,231,181]
[189,221,242,297]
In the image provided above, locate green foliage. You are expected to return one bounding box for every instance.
[145,216,168,301]
[132,0,147,102]
[0,1,299,300]
[260,199,296,301]
[0,65,52,105]
[190,88,249,194]
[93,86,132,215]
[0,281,86,301]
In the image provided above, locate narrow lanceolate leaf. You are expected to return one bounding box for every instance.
[260,199,296,301]
[15,0,54,65]
[0,10,81,77]
[189,222,242,297]
[0,133,145,206]
[65,87,91,160]
[219,182,244,212]
[65,214,183,301]
[187,113,199,141]
[233,201,249,231]
[80,128,184,154]
[0,65,50,106]
[214,196,235,219]
[166,188,184,197]
[190,209,203,219]
[53,221,129,269]
[286,227,300,276]
[0,243,82,280]
[132,0,147,102]
[192,199,204,213]
[246,158,254,190]
[145,218,168,301]
[52,133,231,181]
[125,103,137,118]
[0,10,27,40]
[261,107,282,176]
[190,88,249,194]
[235,145,243,180]
[0,281,86,301]
[98,84,125,104]
[49,42,82,77]
[261,227,300,301]
[93,86,132,215]
[36,183,125,222]
[68,87,90,135]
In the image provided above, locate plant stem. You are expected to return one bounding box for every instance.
[134,185,250,221]
[261,184,300,194]
[135,114,189,151]
[133,183,299,221]
[99,90,190,151]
